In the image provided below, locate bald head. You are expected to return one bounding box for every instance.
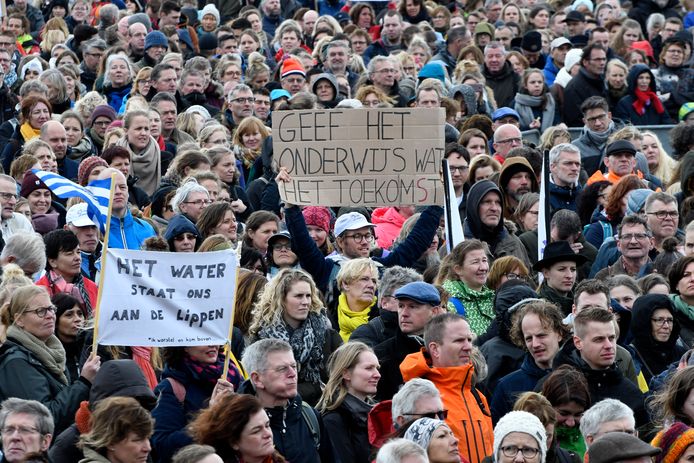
[98,168,129,217]
[40,121,67,159]
[493,124,522,159]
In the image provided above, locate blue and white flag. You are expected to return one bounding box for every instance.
[442,159,465,252]
[31,169,112,234]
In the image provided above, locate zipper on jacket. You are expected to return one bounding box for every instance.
[460,367,483,463]
[119,217,128,249]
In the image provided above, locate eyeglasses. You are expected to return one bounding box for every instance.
[272,243,291,251]
[666,48,684,55]
[231,97,255,103]
[376,68,396,74]
[344,232,374,242]
[184,199,213,206]
[0,192,18,201]
[500,446,540,459]
[647,210,679,219]
[504,272,524,280]
[585,113,608,123]
[402,410,448,420]
[619,233,650,241]
[1,426,40,436]
[496,137,522,145]
[23,305,57,318]
[652,317,674,326]
[448,165,469,173]
[93,120,111,127]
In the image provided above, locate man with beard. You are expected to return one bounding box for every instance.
[499,157,539,219]
[548,143,583,213]
[179,69,219,116]
[463,180,531,267]
[136,31,168,70]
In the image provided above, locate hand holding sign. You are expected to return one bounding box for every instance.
[81,354,101,383]
[210,378,235,406]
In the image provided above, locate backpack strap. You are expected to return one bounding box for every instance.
[449,297,466,316]
[601,222,613,243]
[166,377,186,404]
[300,401,321,449]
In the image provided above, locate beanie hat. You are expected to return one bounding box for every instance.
[198,32,218,51]
[281,57,306,79]
[404,418,446,450]
[302,206,331,233]
[200,4,220,25]
[494,411,547,463]
[652,422,694,463]
[680,102,694,122]
[89,105,117,126]
[626,188,652,215]
[127,12,152,31]
[521,31,543,52]
[20,172,50,198]
[474,22,495,37]
[73,24,98,47]
[564,48,583,72]
[20,58,43,80]
[78,157,108,186]
[145,31,168,51]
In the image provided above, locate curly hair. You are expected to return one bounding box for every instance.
[510,300,570,349]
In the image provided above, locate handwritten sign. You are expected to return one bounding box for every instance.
[96,248,238,347]
[273,108,445,207]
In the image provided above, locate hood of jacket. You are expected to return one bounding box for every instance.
[311,73,339,97]
[499,156,539,199]
[372,207,406,228]
[493,282,540,342]
[679,151,694,195]
[630,293,681,350]
[465,179,505,241]
[626,63,658,94]
[164,214,201,250]
[89,359,156,409]
[451,84,478,116]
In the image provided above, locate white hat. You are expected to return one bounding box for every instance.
[550,37,572,50]
[200,4,220,24]
[564,48,583,72]
[66,203,96,228]
[334,212,374,237]
[494,411,547,463]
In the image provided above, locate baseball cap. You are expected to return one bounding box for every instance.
[394,282,441,305]
[551,37,572,50]
[66,203,96,228]
[492,107,520,122]
[334,212,375,237]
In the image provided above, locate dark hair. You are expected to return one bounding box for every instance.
[240,246,268,274]
[617,214,650,236]
[670,124,694,160]
[444,143,470,163]
[580,95,609,115]
[52,293,82,318]
[573,279,610,306]
[196,203,235,240]
[580,43,606,66]
[234,269,268,335]
[669,256,694,295]
[541,365,591,409]
[101,146,131,164]
[576,180,611,225]
[242,211,279,249]
[159,0,181,14]
[638,273,670,294]
[551,210,582,240]
[43,230,79,270]
[510,301,570,349]
[605,175,644,219]
[654,237,683,276]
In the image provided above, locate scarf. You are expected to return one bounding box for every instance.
[45,270,93,316]
[257,311,327,384]
[6,324,68,385]
[131,346,158,389]
[20,122,41,142]
[555,425,586,458]
[584,120,615,147]
[88,127,104,151]
[672,295,694,321]
[182,351,242,390]
[632,88,665,115]
[115,136,161,196]
[337,293,376,342]
[514,93,556,132]
[31,210,59,235]
[442,279,495,335]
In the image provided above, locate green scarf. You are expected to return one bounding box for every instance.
[442,279,495,335]
[671,295,694,320]
[6,324,68,385]
[337,293,376,342]
[555,425,586,458]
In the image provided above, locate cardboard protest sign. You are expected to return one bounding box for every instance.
[273,108,445,207]
[96,248,238,347]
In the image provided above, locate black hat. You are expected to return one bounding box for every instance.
[521,31,543,52]
[533,241,587,271]
[605,140,637,157]
[569,34,588,47]
[563,10,586,22]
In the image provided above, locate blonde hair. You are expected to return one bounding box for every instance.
[0,285,48,329]
[336,258,379,291]
[643,130,678,186]
[248,269,323,337]
[316,342,374,413]
[231,116,270,147]
[74,92,108,123]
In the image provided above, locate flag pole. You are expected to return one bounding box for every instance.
[222,266,244,379]
[442,159,454,252]
[91,173,118,355]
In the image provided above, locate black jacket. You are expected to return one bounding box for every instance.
[482,62,520,108]
[614,64,672,126]
[0,339,90,436]
[374,329,425,401]
[350,309,399,348]
[562,68,607,127]
[322,394,372,463]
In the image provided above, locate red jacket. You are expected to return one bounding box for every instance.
[36,274,98,317]
[372,207,407,249]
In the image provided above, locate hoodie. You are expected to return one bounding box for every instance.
[629,294,685,383]
[451,84,478,117]
[614,64,671,126]
[400,349,494,463]
[372,207,407,249]
[499,157,539,219]
[311,73,342,109]
[164,214,201,251]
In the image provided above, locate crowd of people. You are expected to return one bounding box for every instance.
[0,0,691,462]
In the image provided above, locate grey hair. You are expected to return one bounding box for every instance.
[379,266,422,299]
[39,69,68,103]
[228,84,253,101]
[391,378,441,426]
[241,338,293,379]
[484,41,507,56]
[172,444,218,463]
[161,53,183,66]
[98,4,119,23]
[376,438,428,463]
[0,174,16,186]
[0,398,54,436]
[0,233,47,277]
[82,37,107,53]
[19,80,48,98]
[549,143,581,165]
[323,39,350,61]
[644,191,677,212]
[103,54,133,87]
[579,399,635,444]
[368,56,394,76]
[184,56,212,73]
[172,179,209,214]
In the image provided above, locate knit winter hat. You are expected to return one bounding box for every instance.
[20,172,50,198]
[404,418,447,450]
[145,31,168,51]
[281,57,306,79]
[200,4,220,24]
[128,12,152,31]
[494,411,547,463]
[652,422,694,463]
[78,157,108,186]
[89,105,117,126]
[302,206,331,233]
[198,32,218,51]
[564,48,583,72]
[626,188,652,215]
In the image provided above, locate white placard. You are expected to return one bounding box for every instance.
[96,248,238,347]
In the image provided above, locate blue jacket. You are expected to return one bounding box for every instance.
[491,354,551,424]
[549,181,582,214]
[285,205,443,294]
[107,209,156,250]
[543,56,560,87]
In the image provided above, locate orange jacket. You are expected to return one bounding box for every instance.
[400,349,493,463]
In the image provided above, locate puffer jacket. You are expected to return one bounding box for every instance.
[322,394,373,463]
[372,207,407,249]
[401,349,493,463]
[107,209,156,250]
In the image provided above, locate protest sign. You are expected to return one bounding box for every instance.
[273,108,445,207]
[96,248,238,347]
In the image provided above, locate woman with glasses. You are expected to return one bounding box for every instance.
[171,179,212,224]
[249,268,341,405]
[317,342,380,463]
[486,256,529,292]
[492,411,547,463]
[629,294,685,384]
[653,38,693,121]
[265,232,298,279]
[0,285,100,435]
